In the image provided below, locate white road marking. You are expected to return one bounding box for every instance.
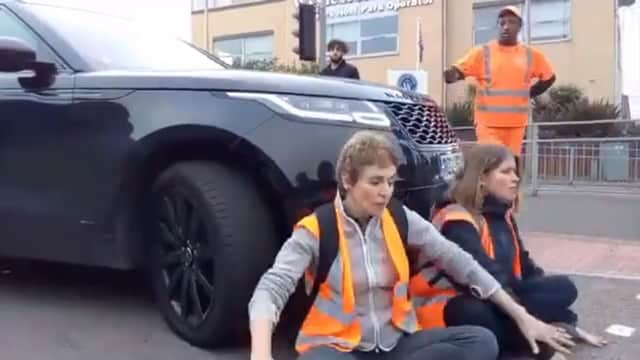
[605,324,636,338]
[546,269,640,281]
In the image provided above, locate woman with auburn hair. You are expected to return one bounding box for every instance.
[248,131,574,360]
[426,143,607,359]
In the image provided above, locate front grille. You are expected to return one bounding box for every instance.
[384,101,458,145]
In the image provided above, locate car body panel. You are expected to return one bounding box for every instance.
[73,70,421,104]
[0,0,460,269]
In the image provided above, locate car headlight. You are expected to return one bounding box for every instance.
[227,92,391,128]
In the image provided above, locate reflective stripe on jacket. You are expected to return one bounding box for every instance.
[408,264,458,329]
[474,41,533,128]
[431,203,522,279]
[293,205,420,354]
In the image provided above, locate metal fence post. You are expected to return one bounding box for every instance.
[569,147,575,184]
[530,123,539,196]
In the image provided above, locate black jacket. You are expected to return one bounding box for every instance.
[319,60,360,79]
[436,196,544,291]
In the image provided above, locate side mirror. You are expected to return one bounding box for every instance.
[0,36,37,72]
[0,36,58,88]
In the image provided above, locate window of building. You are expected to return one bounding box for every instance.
[191,0,209,11]
[473,0,571,45]
[192,0,265,11]
[213,33,273,66]
[530,0,571,42]
[327,14,399,57]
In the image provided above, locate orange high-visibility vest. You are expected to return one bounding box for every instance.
[409,203,523,329]
[294,205,420,354]
[473,41,533,128]
[408,261,458,329]
[431,203,522,278]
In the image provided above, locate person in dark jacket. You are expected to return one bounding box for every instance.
[432,143,607,359]
[319,39,360,79]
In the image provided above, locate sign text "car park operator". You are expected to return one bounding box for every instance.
[325,0,434,18]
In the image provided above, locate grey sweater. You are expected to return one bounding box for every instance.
[248,197,501,352]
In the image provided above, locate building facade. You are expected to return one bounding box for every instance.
[191,0,618,108]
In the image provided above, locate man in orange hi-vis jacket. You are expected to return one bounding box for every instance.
[444,5,556,162]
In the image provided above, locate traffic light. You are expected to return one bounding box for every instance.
[292,3,316,61]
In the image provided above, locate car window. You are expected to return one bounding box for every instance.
[26,4,226,71]
[0,6,58,65]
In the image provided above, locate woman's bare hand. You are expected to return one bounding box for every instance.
[575,326,608,347]
[515,313,576,355]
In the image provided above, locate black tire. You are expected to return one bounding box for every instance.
[147,161,279,348]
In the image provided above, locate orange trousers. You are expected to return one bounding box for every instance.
[475,124,527,156]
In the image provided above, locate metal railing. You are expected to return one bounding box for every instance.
[452,119,640,195]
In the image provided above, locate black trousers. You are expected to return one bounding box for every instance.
[444,275,578,358]
[298,326,498,360]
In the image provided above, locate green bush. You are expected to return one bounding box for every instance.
[445,101,473,127]
[532,84,584,124]
[533,84,622,138]
[445,84,476,127]
[547,84,583,108]
[555,98,622,137]
[232,57,319,75]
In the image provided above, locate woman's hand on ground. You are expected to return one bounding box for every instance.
[553,322,609,348]
[515,313,576,355]
[575,326,608,347]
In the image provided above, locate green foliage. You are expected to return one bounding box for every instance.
[446,100,473,127]
[547,84,583,107]
[445,84,476,127]
[533,84,622,137]
[232,57,319,75]
[557,98,622,137]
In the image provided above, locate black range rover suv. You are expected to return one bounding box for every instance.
[0,0,463,348]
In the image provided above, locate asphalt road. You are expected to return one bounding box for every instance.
[517,192,640,241]
[0,192,637,359]
[0,260,638,360]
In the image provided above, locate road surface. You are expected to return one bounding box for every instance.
[0,193,637,359]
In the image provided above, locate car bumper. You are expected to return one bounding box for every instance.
[245,112,462,222]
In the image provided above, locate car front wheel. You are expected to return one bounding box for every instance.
[148,161,278,348]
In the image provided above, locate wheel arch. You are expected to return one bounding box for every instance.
[110,124,292,269]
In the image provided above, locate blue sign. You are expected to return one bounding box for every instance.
[397,73,418,91]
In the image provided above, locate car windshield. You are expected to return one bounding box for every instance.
[26,3,226,71]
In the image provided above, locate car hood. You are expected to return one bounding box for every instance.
[73,69,428,104]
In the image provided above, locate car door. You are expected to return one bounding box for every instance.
[0,5,83,262]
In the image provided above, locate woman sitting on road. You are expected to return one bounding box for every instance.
[423,143,607,359]
[247,131,573,360]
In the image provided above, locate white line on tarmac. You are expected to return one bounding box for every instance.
[546,269,640,281]
[605,324,636,338]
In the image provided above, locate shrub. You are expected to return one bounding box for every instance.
[232,57,319,75]
[533,84,622,138]
[446,101,473,127]
[555,98,622,137]
[547,84,583,108]
[445,84,476,128]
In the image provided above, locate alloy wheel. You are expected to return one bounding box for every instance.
[155,189,215,327]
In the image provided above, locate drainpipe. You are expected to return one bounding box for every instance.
[614,0,621,109]
[441,0,447,107]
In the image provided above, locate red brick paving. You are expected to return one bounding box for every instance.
[523,232,640,279]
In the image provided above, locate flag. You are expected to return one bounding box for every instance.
[416,18,424,69]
